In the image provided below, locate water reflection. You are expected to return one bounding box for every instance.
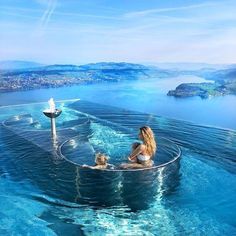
[0,101,181,211]
[122,160,180,211]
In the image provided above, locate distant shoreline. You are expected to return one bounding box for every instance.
[1,61,235,98]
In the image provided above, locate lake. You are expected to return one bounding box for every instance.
[0,75,235,130]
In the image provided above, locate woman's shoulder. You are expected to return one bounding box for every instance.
[139,144,146,151]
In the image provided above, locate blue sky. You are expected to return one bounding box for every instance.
[1,0,236,64]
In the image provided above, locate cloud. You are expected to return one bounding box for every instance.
[0,12,39,20]
[39,0,57,29]
[1,0,236,63]
[124,2,218,18]
[35,0,52,6]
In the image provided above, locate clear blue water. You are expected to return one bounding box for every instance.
[0,99,236,235]
[0,75,236,130]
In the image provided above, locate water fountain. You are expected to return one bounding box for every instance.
[43,98,62,137]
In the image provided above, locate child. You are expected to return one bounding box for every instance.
[82,153,109,169]
[128,142,141,163]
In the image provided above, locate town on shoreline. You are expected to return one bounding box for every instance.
[0,61,235,98]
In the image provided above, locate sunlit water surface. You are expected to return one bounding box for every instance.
[0,100,235,235]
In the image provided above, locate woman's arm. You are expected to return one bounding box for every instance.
[82,164,106,169]
[82,164,97,169]
[128,144,145,161]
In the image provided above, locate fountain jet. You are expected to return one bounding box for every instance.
[43,98,62,137]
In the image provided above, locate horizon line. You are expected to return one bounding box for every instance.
[0,59,235,66]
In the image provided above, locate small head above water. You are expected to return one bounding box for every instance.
[132,142,141,151]
[95,153,109,165]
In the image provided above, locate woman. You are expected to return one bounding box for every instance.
[121,126,157,169]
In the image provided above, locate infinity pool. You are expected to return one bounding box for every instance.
[0,100,236,235]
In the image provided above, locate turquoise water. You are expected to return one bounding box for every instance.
[0,100,236,235]
[0,76,236,130]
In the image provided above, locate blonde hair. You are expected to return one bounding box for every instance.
[140,126,157,157]
[95,153,108,165]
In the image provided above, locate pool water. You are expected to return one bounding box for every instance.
[0,100,236,235]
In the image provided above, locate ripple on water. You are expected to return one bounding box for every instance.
[0,100,235,235]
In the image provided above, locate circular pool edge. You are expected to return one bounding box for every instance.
[58,135,182,172]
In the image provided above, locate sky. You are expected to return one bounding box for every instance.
[1,0,236,64]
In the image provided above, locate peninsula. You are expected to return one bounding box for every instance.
[167,67,236,98]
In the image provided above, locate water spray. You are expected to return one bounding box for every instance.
[43,98,62,137]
